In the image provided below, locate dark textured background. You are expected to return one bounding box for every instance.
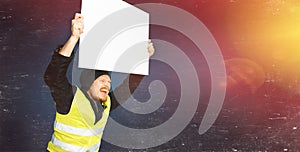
[1,0,300,151]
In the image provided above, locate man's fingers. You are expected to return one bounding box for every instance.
[74,13,84,20]
[72,13,84,30]
[147,40,155,57]
[72,18,84,33]
[71,13,84,38]
[147,42,153,48]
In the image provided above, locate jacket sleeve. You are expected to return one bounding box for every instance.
[110,74,145,110]
[44,47,76,114]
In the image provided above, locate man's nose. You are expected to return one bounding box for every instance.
[104,81,111,89]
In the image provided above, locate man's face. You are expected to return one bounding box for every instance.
[88,75,111,102]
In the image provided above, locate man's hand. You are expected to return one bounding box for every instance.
[148,40,155,57]
[71,13,84,39]
[58,13,84,57]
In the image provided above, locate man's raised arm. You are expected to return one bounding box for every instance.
[44,13,84,114]
[110,40,155,110]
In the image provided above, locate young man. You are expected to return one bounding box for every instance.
[44,13,154,152]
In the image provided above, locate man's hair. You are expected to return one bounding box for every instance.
[79,69,110,90]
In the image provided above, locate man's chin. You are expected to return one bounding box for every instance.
[99,96,107,103]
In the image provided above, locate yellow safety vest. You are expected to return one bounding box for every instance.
[47,87,111,152]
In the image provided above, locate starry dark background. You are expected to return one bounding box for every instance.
[1,0,300,151]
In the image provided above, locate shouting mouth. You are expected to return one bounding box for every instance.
[100,88,109,94]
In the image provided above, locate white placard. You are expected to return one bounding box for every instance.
[79,0,149,75]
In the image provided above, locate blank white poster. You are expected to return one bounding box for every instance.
[79,0,149,75]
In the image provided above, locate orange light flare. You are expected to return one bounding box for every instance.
[223,58,265,95]
[223,0,300,95]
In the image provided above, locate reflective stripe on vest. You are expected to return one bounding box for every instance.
[51,135,100,152]
[54,121,104,136]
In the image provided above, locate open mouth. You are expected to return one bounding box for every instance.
[100,88,109,94]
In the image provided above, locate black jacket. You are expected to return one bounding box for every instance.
[44,48,144,123]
